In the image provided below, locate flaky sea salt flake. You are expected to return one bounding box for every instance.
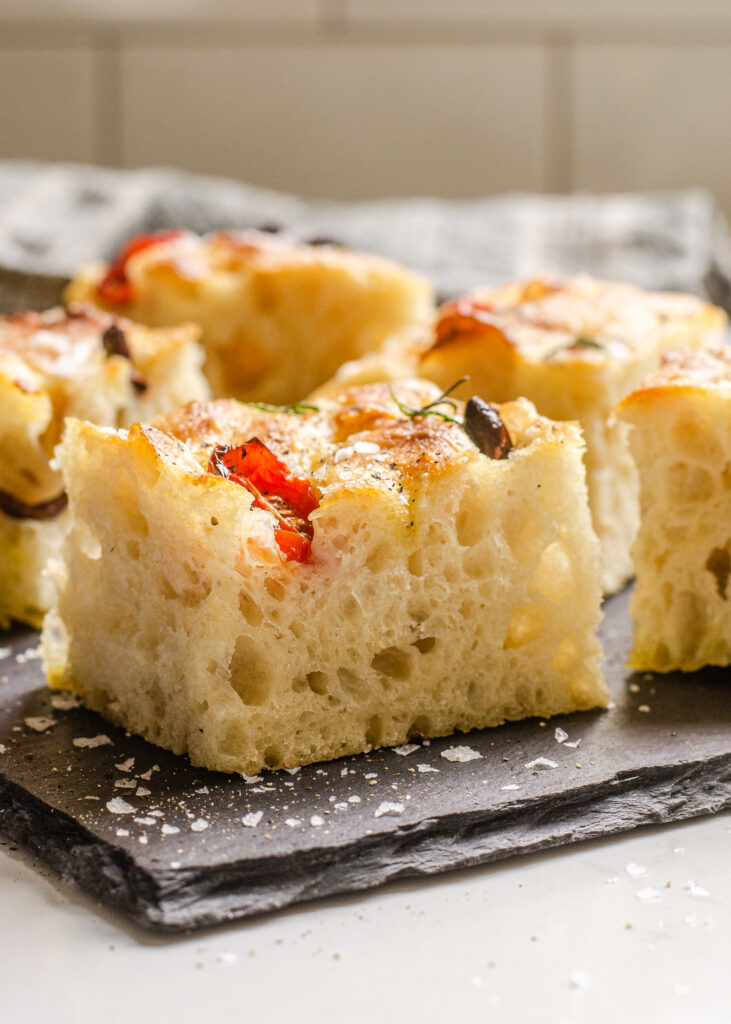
[115,757,135,772]
[374,801,405,818]
[50,692,81,710]
[393,744,420,757]
[525,757,558,770]
[190,818,209,832]
[106,797,135,815]
[242,811,263,828]
[685,880,710,898]
[161,824,180,836]
[416,764,439,773]
[625,862,647,878]
[441,745,482,763]
[25,716,56,733]
[73,734,112,748]
[554,727,569,744]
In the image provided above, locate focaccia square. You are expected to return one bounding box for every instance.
[327,276,726,593]
[43,381,607,775]
[617,347,731,672]
[65,229,434,404]
[0,305,208,627]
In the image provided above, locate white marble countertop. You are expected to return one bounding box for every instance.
[1,811,728,1023]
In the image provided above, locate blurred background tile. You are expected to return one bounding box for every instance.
[0,47,95,163]
[119,43,548,199]
[572,45,731,216]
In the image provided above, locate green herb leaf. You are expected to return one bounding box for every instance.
[389,377,468,426]
[545,336,605,360]
[248,401,320,415]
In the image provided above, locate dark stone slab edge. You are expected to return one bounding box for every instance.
[2,755,729,934]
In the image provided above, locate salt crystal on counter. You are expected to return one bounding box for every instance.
[114,779,136,789]
[0,648,10,660]
[73,734,112,748]
[161,824,180,836]
[190,818,209,832]
[347,796,361,804]
[310,815,325,827]
[684,880,710,898]
[242,811,263,828]
[625,862,647,878]
[636,887,662,901]
[416,764,439,773]
[568,970,592,990]
[374,802,405,818]
[393,744,420,757]
[441,746,482,763]
[554,727,569,744]
[501,784,520,791]
[106,797,135,815]
[525,757,558,770]
[638,704,651,713]
[241,773,263,784]
[136,786,151,797]
[24,716,56,733]
[115,758,134,773]
[50,692,81,710]
[285,819,300,828]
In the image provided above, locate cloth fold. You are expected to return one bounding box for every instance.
[1,161,730,310]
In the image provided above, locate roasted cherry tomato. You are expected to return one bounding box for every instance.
[207,439,318,563]
[98,230,184,305]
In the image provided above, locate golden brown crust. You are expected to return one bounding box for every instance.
[425,275,727,368]
[617,347,731,411]
[148,382,579,509]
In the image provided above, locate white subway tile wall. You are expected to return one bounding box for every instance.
[2,2,731,213]
[120,44,547,198]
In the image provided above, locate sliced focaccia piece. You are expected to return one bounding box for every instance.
[616,348,731,672]
[65,229,434,404]
[328,276,727,593]
[43,381,607,775]
[0,305,208,627]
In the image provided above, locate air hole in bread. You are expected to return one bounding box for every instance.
[238,591,263,627]
[408,715,432,739]
[407,550,424,576]
[705,543,730,600]
[365,545,390,572]
[412,636,436,654]
[667,462,714,502]
[126,506,150,539]
[263,744,282,768]
[455,495,484,547]
[365,714,384,747]
[371,646,411,680]
[337,666,361,692]
[230,636,273,706]
[306,671,329,695]
[264,578,285,602]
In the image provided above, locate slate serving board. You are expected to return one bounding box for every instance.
[0,589,729,934]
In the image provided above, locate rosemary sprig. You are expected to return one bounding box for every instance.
[545,336,605,360]
[248,401,320,415]
[389,377,469,426]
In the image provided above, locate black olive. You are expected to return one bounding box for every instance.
[0,490,68,520]
[101,323,131,359]
[464,396,513,459]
